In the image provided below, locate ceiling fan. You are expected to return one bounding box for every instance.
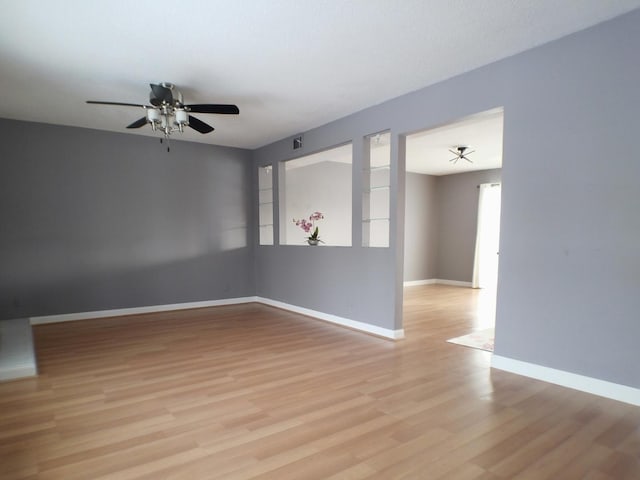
[86,82,239,139]
[448,145,475,164]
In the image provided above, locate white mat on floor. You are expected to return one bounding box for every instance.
[447,328,494,352]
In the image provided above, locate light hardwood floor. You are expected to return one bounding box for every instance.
[1,285,639,479]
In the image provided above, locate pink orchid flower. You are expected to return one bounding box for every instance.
[292,212,325,241]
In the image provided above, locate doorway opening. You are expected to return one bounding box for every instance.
[401,108,503,335]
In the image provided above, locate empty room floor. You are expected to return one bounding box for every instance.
[1,285,639,479]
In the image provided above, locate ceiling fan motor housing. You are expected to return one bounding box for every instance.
[448,145,474,164]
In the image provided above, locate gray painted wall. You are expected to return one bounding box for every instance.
[254,10,640,387]
[436,169,502,282]
[404,172,438,282]
[403,169,501,283]
[0,119,254,320]
[254,136,399,330]
[494,12,640,388]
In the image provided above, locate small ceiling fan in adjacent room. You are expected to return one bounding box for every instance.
[448,145,475,163]
[87,83,239,150]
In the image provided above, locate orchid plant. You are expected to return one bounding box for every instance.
[293,211,324,243]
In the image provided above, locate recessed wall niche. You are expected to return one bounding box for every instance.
[279,144,352,246]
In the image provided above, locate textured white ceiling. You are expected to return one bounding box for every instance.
[1,1,639,149]
[406,110,503,175]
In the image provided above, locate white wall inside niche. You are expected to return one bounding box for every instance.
[281,145,352,246]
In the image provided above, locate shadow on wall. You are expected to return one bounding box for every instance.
[0,247,254,320]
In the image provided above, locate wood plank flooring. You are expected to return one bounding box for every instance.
[1,285,639,479]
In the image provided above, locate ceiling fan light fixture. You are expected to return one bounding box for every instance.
[175,109,188,125]
[87,82,239,141]
[147,108,160,124]
[448,145,475,164]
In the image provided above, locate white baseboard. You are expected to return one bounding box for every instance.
[29,297,258,325]
[403,279,437,287]
[256,297,404,340]
[492,355,640,407]
[28,296,402,340]
[403,279,472,288]
[435,279,473,287]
